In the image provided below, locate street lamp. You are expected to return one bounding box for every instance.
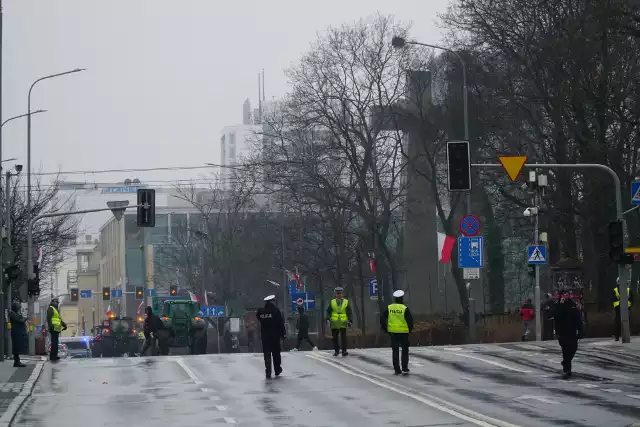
[1,110,46,129]
[391,36,470,211]
[26,68,85,355]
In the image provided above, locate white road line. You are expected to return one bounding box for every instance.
[627,394,640,400]
[208,396,221,401]
[442,347,465,351]
[451,353,532,373]
[410,362,423,367]
[176,357,203,385]
[306,353,521,427]
[0,361,45,427]
[224,417,238,424]
[602,388,622,393]
[513,344,546,351]
[514,395,559,405]
[216,405,228,411]
[579,384,599,389]
[613,373,631,380]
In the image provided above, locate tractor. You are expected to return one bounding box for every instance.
[152,297,207,355]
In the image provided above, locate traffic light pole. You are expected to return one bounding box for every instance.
[26,204,144,354]
[472,162,631,343]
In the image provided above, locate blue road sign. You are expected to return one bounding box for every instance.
[199,306,225,317]
[632,182,640,205]
[458,236,484,268]
[459,214,481,237]
[527,245,547,264]
[369,278,378,299]
[80,290,92,299]
[145,288,157,297]
[291,292,316,311]
[111,289,123,298]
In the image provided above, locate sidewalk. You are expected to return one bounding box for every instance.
[0,357,45,427]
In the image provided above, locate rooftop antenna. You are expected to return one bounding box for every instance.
[258,73,262,123]
[262,69,265,101]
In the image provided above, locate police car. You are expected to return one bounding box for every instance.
[59,336,92,359]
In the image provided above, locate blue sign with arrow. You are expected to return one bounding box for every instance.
[199,306,225,317]
[111,289,123,298]
[80,290,92,299]
[145,288,157,297]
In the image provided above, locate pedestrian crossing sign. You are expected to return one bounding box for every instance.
[632,181,640,205]
[527,245,547,265]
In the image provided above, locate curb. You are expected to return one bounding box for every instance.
[0,360,45,427]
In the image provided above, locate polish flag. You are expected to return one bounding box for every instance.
[285,268,302,290]
[136,301,145,315]
[437,232,456,263]
[106,304,113,318]
[187,291,201,303]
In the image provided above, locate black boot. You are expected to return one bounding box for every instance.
[13,355,25,367]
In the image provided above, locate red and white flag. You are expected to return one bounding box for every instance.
[285,268,302,290]
[187,290,201,303]
[136,301,144,315]
[437,232,456,263]
[204,292,209,306]
[106,304,113,317]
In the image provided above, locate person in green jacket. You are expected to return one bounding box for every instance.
[326,287,352,356]
[381,290,414,375]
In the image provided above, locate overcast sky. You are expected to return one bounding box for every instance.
[3,0,448,188]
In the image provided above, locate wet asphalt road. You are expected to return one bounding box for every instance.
[10,339,640,427]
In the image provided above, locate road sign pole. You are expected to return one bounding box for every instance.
[476,161,631,344]
[534,188,541,342]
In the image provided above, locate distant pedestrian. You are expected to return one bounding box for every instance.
[326,287,352,356]
[554,290,582,379]
[381,290,414,375]
[9,302,27,367]
[47,297,67,362]
[257,295,286,379]
[612,277,633,341]
[519,299,535,341]
[292,305,318,351]
[542,293,556,341]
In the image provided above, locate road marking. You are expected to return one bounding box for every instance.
[306,353,521,427]
[216,405,228,411]
[514,395,559,405]
[613,373,631,380]
[176,357,203,384]
[451,353,532,373]
[224,417,238,424]
[579,384,599,389]
[410,362,423,367]
[514,344,546,351]
[627,394,640,400]
[442,347,465,351]
[602,388,622,393]
[0,361,45,427]
[208,396,221,401]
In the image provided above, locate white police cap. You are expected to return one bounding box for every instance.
[264,295,276,301]
[393,290,405,298]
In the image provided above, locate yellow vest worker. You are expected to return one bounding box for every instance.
[381,290,414,375]
[613,283,634,341]
[46,298,67,362]
[326,287,352,356]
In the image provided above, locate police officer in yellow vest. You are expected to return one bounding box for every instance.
[613,277,634,341]
[381,290,414,375]
[47,298,67,361]
[326,287,352,356]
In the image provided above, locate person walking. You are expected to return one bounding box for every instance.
[139,306,160,356]
[542,293,556,341]
[8,302,27,367]
[257,295,286,379]
[554,290,583,379]
[326,287,352,356]
[380,290,414,375]
[292,305,318,351]
[519,299,535,341]
[47,297,67,362]
[612,277,634,341]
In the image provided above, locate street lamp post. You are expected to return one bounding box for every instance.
[26,69,85,355]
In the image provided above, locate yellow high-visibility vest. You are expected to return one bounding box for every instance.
[330,299,349,329]
[387,303,409,333]
[613,287,632,308]
[50,307,63,332]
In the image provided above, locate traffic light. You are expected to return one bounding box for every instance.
[70,287,79,302]
[4,264,20,283]
[446,141,471,191]
[137,188,156,227]
[135,286,144,300]
[609,220,624,263]
[102,287,111,301]
[528,265,536,278]
[27,263,40,297]
[170,285,177,296]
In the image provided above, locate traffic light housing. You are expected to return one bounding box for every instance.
[137,188,156,227]
[528,265,536,278]
[102,287,111,301]
[135,286,144,300]
[27,263,40,297]
[4,264,20,283]
[609,220,624,262]
[170,285,177,296]
[70,287,79,302]
[446,141,471,191]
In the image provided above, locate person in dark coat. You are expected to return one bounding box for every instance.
[293,305,317,351]
[553,290,583,379]
[542,293,556,341]
[46,297,67,361]
[139,306,160,356]
[380,290,414,375]
[9,301,28,367]
[257,294,286,379]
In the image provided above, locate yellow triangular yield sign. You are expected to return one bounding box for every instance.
[498,156,528,182]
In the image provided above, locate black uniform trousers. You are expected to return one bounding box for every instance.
[50,332,59,360]
[558,336,578,373]
[262,338,282,375]
[614,307,631,339]
[390,333,409,371]
[331,328,347,354]
[296,330,315,349]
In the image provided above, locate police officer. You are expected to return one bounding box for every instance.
[381,290,414,375]
[46,298,67,361]
[326,287,352,356]
[613,277,634,341]
[257,295,286,379]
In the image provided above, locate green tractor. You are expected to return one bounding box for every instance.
[152,297,207,355]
